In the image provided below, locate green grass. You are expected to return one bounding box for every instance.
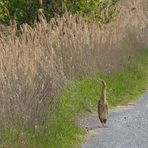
[1,49,148,148]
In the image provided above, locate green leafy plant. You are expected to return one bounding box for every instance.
[66,0,119,23]
[0,0,40,25]
[0,0,119,25]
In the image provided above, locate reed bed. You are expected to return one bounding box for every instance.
[0,0,147,128]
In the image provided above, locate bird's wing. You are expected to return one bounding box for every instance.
[106,103,109,114]
[98,100,100,111]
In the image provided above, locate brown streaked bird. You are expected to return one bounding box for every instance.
[98,80,108,127]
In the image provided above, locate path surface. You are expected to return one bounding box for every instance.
[79,92,148,148]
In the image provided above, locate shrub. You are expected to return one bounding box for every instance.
[0,0,40,25]
[0,0,119,25]
[66,0,119,23]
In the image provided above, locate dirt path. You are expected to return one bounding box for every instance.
[79,92,148,148]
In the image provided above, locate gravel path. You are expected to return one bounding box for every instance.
[79,92,148,148]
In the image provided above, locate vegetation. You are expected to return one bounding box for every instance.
[0,0,40,25]
[0,0,119,25]
[1,13,127,129]
[66,0,119,23]
[0,0,147,147]
[1,49,148,147]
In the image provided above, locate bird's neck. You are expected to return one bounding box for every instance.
[101,86,106,103]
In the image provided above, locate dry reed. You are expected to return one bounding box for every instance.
[0,0,147,128]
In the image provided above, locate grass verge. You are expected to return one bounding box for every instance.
[1,49,148,148]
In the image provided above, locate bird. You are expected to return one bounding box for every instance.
[98,80,108,128]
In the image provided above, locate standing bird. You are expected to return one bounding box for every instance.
[98,80,108,127]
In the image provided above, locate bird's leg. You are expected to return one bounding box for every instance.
[104,124,108,128]
[102,123,108,128]
[102,123,105,128]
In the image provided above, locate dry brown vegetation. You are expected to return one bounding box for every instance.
[0,0,147,128]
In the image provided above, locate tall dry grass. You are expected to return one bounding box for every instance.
[0,17,66,127]
[0,0,147,128]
